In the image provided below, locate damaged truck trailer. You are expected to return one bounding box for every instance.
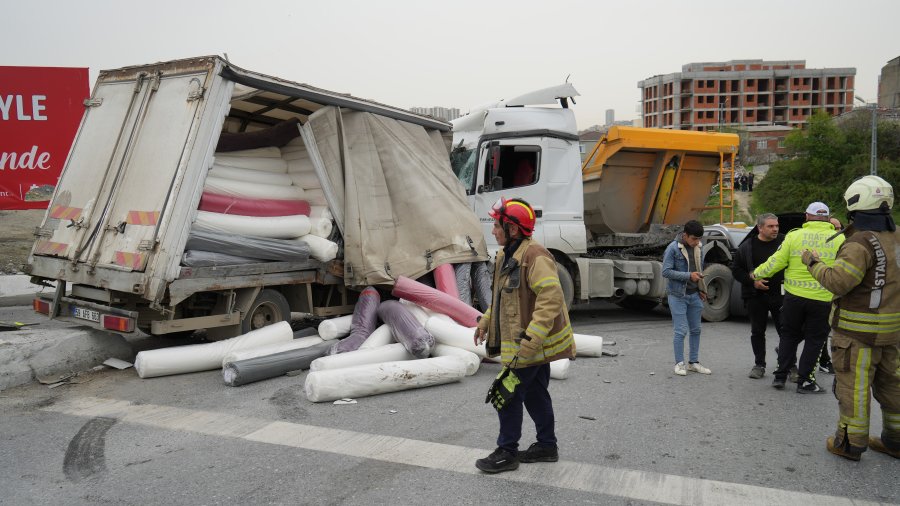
[27,56,487,339]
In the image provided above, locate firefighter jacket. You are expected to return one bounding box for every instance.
[753,220,845,302]
[476,238,575,368]
[807,227,900,346]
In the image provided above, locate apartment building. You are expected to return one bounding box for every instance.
[410,106,461,122]
[638,60,856,130]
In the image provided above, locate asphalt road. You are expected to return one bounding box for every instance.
[0,302,896,505]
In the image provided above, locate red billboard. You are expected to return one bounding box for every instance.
[1,66,89,210]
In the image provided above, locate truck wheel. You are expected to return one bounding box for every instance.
[556,262,575,309]
[701,264,733,322]
[241,289,291,334]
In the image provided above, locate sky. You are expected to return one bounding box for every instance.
[3,0,897,128]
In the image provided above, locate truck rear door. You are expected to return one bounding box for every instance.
[34,60,217,274]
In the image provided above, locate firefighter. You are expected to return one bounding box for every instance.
[474,197,576,473]
[802,175,900,461]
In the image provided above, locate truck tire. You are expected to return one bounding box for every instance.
[241,289,291,334]
[557,262,575,310]
[701,263,733,322]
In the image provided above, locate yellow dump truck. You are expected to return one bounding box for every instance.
[451,85,740,320]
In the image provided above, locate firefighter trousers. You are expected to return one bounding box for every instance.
[831,331,900,451]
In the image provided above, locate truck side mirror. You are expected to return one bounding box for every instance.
[491,176,503,191]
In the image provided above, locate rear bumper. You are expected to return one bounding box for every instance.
[35,295,139,334]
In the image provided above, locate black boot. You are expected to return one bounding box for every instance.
[475,447,519,473]
[519,442,559,463]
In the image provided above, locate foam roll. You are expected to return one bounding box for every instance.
[286,157,315,171]
[210,164,293,186]
[213,155,288,173]
[222,341,332,387]
[294,234,338,262]
[358,324,394,350]
[472,262,492,312]
[205,175,305,201]
[574,333,604,357]
[198,192,311,217]
[288,172,321,189]
[377,300,435,359]
[310,343,414,372]
[135,321,293,378]
[430,344,480,376]
[423,316,491,360]
[221,335,325,366]
[433,264,460,299]
[309,214,334,238]
[328,287,380,355]
[454,262,473,306]
[309,206,332,220]
[398,299,429,325]
[392,276,482,327]
[550,358,572,380]
[303,188,328,206]
[194,211,311,239]
[318,315,353,340]
[215,147,282,159]
[304,356,468,403]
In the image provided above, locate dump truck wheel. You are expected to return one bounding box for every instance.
[701,263,733,322]
[557,262,575,309]
[241,289,291,334]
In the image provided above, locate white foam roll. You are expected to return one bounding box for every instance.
[318,315,353,340]
[304,356,468,402]
[424,316,491,359]
[282,151,310,162]
[431,344,480,376]
[294,234,338,262]
[287,157,316,172]
[359,324,395,350]
[215,147,282,158]
[309,343,414,372]
[574,333,604,357]
[221,335,325,366]
[303,188,328,206]
[550,358,572,380]
[288,172,321,189]
[282,136,307,149]
[400,299,453,325]
[213,155,288,173]
[195,211,311,239]
[308,215,333,239]
[210,164,293,186]
[134,321,292,378]
[309,206,332,220]
[205,175,305,201]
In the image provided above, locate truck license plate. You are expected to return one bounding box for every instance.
[72,307,100,322]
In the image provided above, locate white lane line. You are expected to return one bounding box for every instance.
[43,396,882,506]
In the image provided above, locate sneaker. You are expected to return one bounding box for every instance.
[827,436,862,461]
[772,376,786,390]
[818,363,836,374]
[475,447,519,473]
[869,437,900,459]
[674,362,687,376]
[687,362,711,374]
[789,366,799,384]
[797,379,826,394]
[519,442,559,463]
[748,366,765,379]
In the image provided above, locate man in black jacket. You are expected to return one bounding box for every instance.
[732,213,785,379]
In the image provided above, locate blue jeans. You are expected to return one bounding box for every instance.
[668,292,703,364]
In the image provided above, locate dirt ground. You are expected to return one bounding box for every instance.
[0,210,44,274]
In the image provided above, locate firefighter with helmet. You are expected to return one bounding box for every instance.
[473,197,575,473]
[802,175,900,461]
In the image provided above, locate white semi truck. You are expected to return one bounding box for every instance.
[451,85,741,320]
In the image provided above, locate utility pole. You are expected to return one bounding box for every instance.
[855,95,878,176]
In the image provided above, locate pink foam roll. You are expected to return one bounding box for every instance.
[392,276,482,328]
[433,263,460,300]
[199,191,311,217]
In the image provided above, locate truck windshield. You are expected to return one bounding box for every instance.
[450,147,477,191]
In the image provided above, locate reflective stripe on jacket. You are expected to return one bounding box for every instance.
[808,228,900,346]
[476,238,575,368]
[753,220,844,302]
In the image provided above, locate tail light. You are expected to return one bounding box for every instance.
[101,314,134,332]
[33,298,50,315]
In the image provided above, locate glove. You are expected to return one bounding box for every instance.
[517,332,542,358]
[801,249,820,267]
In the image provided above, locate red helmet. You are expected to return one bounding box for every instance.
[489,197,536,237]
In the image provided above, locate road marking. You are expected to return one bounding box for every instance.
[43,396,881,506]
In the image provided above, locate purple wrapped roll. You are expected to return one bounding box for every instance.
[377,300,435,359]
[329,287,381,355]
